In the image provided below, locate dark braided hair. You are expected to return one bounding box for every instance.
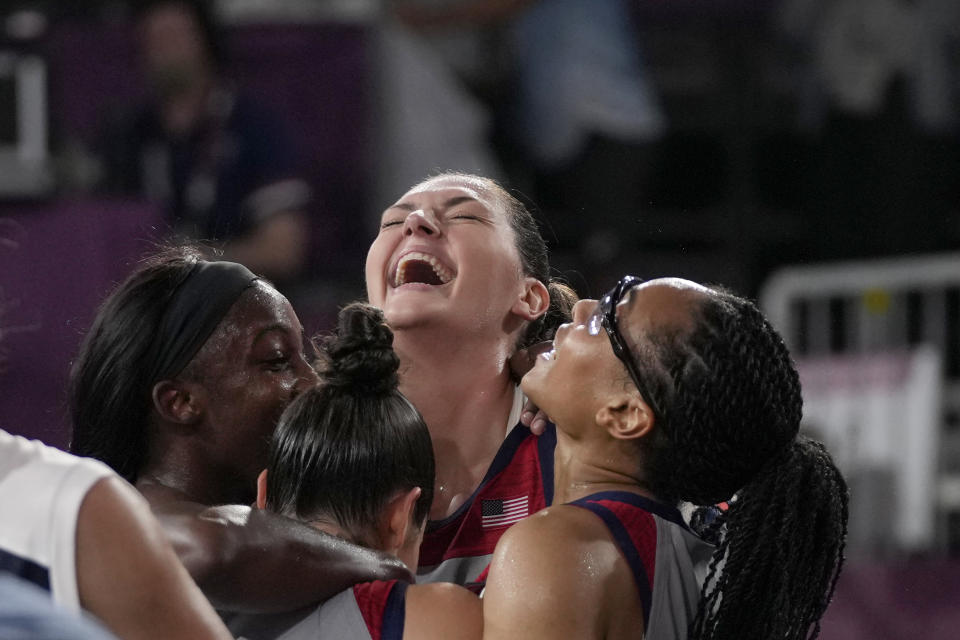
[629,288,848,640]
[265,302,434,543]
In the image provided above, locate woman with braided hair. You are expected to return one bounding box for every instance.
[482,276,848,640]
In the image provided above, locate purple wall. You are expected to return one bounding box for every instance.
[0,200,162,449]
[46,20,373,276]
[1,21,375,449]
[820,559,960,639]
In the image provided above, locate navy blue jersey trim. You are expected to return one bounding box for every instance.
[381,580,408,640]
[568,498,653,625]
[0,548,50,593]
[425,421,536,532]
[577,490,688,529]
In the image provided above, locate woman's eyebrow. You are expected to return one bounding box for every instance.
[251,324,291,346]
[386,195,480,213]
[442,195,478,208]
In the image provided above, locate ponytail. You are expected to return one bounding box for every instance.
[627,285,849,639]
[690,436,848,640]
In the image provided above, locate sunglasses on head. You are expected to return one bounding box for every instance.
[587,275,663,422]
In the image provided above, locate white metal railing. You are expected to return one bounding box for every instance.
[761,252,960,358]
[759,252,960,554]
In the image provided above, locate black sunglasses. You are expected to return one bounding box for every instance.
[587,276,663,421]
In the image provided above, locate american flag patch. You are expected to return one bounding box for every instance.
[481,496,529,529]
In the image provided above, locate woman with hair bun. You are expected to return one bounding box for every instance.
[366,172,577,585]
[482,277,848,640]
[248,302,480,640]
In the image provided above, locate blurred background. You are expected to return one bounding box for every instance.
[0,1,958,637]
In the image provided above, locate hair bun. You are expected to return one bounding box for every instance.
[322,302,399,395]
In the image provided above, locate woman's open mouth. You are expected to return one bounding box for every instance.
[392,252,456,287]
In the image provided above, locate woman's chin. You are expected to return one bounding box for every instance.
[519,373,544,404]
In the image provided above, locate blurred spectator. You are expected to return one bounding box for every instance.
[369,4,505,230]
[506,0,665,291]
[99,0,313,284]
[393,0,665,294]
[778,0,960,260]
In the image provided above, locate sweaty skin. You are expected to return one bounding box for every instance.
[75,475,233,640]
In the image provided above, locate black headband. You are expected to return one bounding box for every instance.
[148,260,258,383]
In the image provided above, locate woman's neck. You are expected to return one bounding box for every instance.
[393,329,519,520]
[551,425,656,506]
[138,430,254,507]
[137,466,252,507]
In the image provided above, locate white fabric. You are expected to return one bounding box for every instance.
[276,589,371,640]
[0,429,113,613]
[647,514,714,640]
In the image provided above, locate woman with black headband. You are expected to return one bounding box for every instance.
[481,277,849,640]
[69,246,410,613]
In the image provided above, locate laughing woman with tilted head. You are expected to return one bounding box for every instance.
[365,173,577,585]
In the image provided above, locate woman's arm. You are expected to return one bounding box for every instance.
[75,476,233,640]
[148,497,413,614]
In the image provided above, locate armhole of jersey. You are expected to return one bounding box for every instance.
[567,498,654,626]
[463,563,491,595]
[354,580,408,640]
[381,580,408,640]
